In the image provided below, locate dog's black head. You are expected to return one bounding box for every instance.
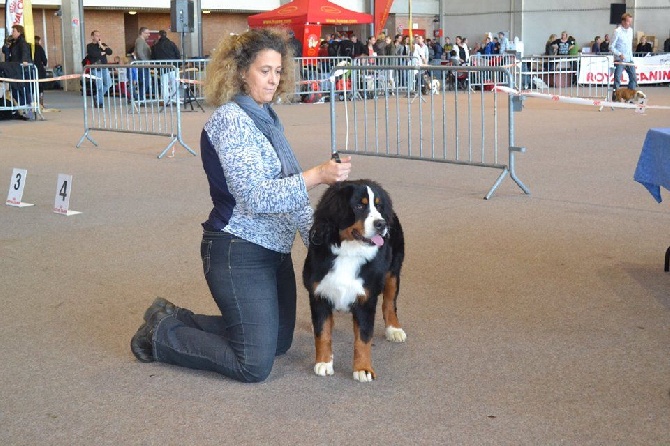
[309,180,395,247]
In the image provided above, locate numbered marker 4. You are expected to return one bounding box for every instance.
[53,174,81,216]
[6,168,34,207]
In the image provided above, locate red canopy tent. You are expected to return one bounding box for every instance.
[248,0,373,58]
[247,0,373,28]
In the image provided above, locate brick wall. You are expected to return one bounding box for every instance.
[201,14,250,56]
[1,8,256,66]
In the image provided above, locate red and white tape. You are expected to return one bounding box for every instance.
[0,72,87,83]
[494,85,670,111]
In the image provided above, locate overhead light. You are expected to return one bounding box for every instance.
[203,10,211,14]
[128,10,137,15]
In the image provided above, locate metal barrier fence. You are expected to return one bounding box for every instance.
[76,64,195,159]
[294,56,421,103]
[0,63,41,120]
[329,64,529,199]
[131,58,207,110]
[517,54,611,99]
[294,56,352,102]
[468,54,517,91]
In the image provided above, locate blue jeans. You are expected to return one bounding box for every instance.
[137,67,152,100]
[90,67,112,106]
[153,232,297,383]
[613,60,637,91]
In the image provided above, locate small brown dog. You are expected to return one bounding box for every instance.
[613,87,646,103]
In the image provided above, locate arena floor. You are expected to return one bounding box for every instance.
[1,87,669,444]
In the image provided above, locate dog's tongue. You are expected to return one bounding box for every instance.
[370,235,384,246]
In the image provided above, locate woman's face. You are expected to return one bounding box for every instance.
[243,49,282,105]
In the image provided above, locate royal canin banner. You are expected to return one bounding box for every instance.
[578,54,670,85]
[374,0,394,37]
[5,0,34,45]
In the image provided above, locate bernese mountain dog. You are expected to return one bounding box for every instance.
[303,179,406,382]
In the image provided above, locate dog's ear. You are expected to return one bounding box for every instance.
[309,221,335,246]
[311,183,355,245]
[314,182,355,225]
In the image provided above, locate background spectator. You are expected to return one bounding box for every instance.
[33,35,48,108]
[552,31,574,55]
[152,30,181,60]
[636,35,652,53]
[134,26,152,100]
[591,36,601,54]
[545,34,557,55]
[600,34,610,52]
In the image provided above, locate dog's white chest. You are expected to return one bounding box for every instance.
[315,243,374,311]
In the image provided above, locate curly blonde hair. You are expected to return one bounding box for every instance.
[204,28,296,106]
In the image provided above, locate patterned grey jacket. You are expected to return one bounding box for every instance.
[203,102,313,253]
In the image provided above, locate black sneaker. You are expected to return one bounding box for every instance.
[143,297,177,322]
[130,308,170,363]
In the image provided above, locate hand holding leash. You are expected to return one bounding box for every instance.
[330,154,351,183]
[301,154,352,189]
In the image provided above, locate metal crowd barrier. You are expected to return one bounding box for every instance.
[0,63,41,120]
[350,55,421,98]
[294,56,352,102]
[329,64,529,199]
[468,54,517,91]
[293,56,420,103]
[517,54,611,99]
[76,64,196,159]
[131,58,207,110]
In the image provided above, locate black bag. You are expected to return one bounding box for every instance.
[0,97,20,121]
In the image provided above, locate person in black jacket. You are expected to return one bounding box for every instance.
[33,36,48,107]
[8,25,34,115]
[151,30,181,60]
[152,30,182,104]
[85,30,113,107]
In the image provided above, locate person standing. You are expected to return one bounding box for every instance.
[33,36,48,108]
[610,12,637,94]
[8,25,34,117]
[600,34,611,53]
[134,27,152,100]
[86,30,113,108]
[151,30,180,60]
[151,30,182,104]
[591,36,602,54]
[552,31,574,55]
[130,27,352,383]
[498,31,509,53]
[411,35,429,93]
[635,35,652,54]
[287,29,302,58]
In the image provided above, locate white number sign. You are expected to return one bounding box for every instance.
[6,168,34,207]
[53,174,81,216]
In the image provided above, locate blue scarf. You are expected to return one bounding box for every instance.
[233,94,302,178]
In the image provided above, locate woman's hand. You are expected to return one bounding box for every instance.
[302,155,352,189]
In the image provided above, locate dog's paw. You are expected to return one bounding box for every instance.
[385,326,407,342]
[314,361,334,376]
[353,369,375,382]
